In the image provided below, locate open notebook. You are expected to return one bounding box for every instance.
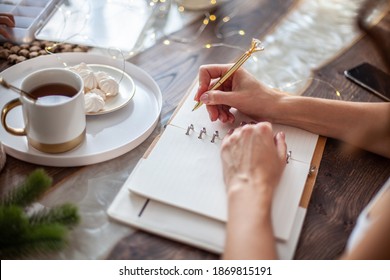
[108,81,325,258]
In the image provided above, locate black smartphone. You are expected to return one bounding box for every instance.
[344,62,390,102]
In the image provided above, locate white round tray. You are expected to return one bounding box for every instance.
[0,53,162,167]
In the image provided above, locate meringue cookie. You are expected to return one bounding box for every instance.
[99,77,119,97]
[67,62,91,74]
[84,92,105,113]
[79,69,98,91]
[89,88,106,100]
[95,71,109,82]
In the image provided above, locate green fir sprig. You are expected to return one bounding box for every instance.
[1,169,52,207]
[0,169,80,259]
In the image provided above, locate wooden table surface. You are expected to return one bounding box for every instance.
[1,0,389,260]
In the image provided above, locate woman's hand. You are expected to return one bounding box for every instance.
[221,122,287,203]
[221,122,287,260]
[194,64,285,123]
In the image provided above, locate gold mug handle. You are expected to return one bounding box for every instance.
[1,98,26,136]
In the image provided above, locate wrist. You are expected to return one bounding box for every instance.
[267,92,307,125]
[260,88,290,123]
[227,183,274,219]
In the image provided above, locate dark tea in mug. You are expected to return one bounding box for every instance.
[30,83,78,105]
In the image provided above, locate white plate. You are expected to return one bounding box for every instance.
[0,53,162,167]
[85,64,136,115]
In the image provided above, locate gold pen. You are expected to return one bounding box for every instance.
[192,38,264,111]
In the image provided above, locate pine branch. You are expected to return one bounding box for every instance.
[29,203,80,228]
[0,169,80,259]
[1,169,52,207]
[0,223,68,259]
[0,205,28,243]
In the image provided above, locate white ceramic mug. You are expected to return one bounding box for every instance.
[1,68,86,153]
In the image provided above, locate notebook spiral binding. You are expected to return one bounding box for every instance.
[185,123,220,143]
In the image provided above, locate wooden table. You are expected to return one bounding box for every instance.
[1,0,389,260]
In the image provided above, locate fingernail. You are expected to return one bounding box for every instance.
[200,93,209,104]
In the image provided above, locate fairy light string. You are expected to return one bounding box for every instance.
[196,1,343,99]
[277,77,344,99]
[43,0,344,99]
[151,1,343,99]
